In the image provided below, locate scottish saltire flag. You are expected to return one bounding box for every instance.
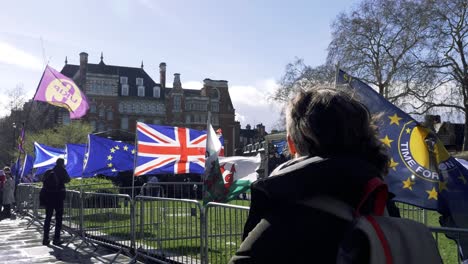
[20,154,34,182]
[83,134,135,176]
[135,122,207,176]
[34,65,89,119]
[66,143,86,177]
[33,142,65,175]
[216,128,225,156]
[337,69,468,211]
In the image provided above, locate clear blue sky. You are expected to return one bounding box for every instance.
[0,0,357,131]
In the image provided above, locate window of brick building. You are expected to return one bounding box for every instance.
[122,84,129,96]
[153,86,160,98]
[138,86,145,97]
[173,95,181,112]
[121,117,128,130]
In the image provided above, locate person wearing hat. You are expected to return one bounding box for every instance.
[1,166,15,220]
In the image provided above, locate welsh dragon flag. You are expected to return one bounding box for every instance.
[203,121,260,203]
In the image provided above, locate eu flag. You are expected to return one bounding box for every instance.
[337,69,468,212]
[66,143,86,178]
[83,134,135,176]
[33,142,65,175]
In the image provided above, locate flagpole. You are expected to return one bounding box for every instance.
[131,123,139,200]
[202,112,212,203]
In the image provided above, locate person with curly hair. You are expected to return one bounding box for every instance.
[230,87,391,264]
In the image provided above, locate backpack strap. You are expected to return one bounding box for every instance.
[356,177,388,216]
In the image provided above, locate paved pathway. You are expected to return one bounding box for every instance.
[0,215,140,264]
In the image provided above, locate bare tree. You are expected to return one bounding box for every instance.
[327,0,432,102]
[410,0,468,150]
[270,58,335,104]
[269,58,335,129]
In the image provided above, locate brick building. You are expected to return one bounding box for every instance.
[60,52,237,156]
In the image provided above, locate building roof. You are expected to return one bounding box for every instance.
[61,63,162,99]
[164,87,204,97]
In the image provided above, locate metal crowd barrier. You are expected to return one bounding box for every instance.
[18,183,468,264]
[134,196,204,264]
[204,202,250,264]
[79,192,133,252]
[397,202,427,225]
[141,182,204,200]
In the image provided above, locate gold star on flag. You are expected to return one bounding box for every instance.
[107,163,113,168]
[406,128,411,134]
[380,135,394,148]
[458,175,467,184]
[107,155,113,160]
[115,145,120,150]
[132,149,136,154]
[403,177,415,190]
[389,114,402,126]
[124,145,129,151]
[439,181,448,192]
[110,148,116,153]
[426,187,438,200]
[389,158,399,171]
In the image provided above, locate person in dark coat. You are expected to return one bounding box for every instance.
[229,87,390,264]
[41,158,70,246]
[1,167,15,220]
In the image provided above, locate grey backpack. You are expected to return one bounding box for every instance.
[301,179,442,264]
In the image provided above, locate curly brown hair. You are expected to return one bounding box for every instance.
[286,87,390,177]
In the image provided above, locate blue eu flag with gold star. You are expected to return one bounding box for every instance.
[337,69,468,211]
[83,134,136,176]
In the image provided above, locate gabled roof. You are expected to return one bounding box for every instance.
[61,63,162,98]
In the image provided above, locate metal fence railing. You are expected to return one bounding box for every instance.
[135,196,203,264]
[14,183,468,264]
[204,202,250,264]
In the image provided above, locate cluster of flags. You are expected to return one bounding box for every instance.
[17,121,260,203]
[23,65,468,224]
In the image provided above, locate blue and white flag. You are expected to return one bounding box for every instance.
[83,134,135,176]
[20,154,34,182]
[66,143,86,178]
[33,142,65,175]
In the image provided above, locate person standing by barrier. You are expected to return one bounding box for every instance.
[1,167,15,220]
[41,158,70,246]
[229,87,392,263]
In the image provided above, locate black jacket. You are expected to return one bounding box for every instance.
[229,156,382,264]
[41,165,71,203]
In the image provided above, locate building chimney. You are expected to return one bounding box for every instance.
[159,62,166,89]
[79,52,88,86]
[173,73,182,90]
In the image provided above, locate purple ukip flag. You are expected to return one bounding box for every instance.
[34,65,89,119]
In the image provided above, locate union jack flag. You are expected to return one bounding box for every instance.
[135,122,207,176]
